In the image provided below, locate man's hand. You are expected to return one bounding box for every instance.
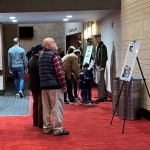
[10,72,13,74]
[100,68,105,71]
[62,88,67,93]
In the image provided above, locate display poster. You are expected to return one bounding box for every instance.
[120,41,141,81]
[83,46,93,65]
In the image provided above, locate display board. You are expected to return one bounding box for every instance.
[120,41,141,81]
[83,46,93,65]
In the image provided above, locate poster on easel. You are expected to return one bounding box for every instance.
[83,46,93,65]
[120,41,141,81]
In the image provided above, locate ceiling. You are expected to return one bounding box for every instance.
[0,10,118,24]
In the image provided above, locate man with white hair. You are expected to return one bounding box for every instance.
[8,38,28,97]
[39,37,69,136]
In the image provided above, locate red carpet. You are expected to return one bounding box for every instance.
[0,88,150,150]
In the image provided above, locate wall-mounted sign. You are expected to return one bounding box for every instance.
[65,22,83,36]
[69,28,77,33]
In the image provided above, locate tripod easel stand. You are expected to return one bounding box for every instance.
[110,41,150,134]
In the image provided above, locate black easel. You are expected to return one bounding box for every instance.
[110,40,150,134]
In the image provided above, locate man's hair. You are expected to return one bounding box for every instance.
[67,46,75,54]
[13,38,19,45]
[73,49,81,55]
[87,40,92,45]
[83,63,89,68]
[76,40,81,45]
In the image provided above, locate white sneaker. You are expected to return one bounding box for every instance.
[19,91,24,97]
[16,94,19,96]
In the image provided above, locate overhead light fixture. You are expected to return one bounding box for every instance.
[10,17,16,19]
[63,18,69,21]
[12,20,17,22]
[66,15,72,18]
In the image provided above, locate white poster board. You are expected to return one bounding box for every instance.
[120,41,141,81]
[83,46,93,65]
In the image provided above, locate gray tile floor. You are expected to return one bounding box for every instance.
[0,82,30,116]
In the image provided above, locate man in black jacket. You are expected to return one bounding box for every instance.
[94,34,108,102]
[28,44,43,128]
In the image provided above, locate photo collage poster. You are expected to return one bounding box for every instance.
[83,45,93,65]
[120,41,141,81]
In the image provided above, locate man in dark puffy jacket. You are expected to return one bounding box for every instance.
[28,44,43,128]
[39,38,69,136]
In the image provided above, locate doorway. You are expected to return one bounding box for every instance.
[66,33,81,53]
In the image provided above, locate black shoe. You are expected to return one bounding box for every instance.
[69,100,80,104]
[96,98,104,102]
[64,101,69,104]
[55,130,69,136]
[33,124,38,127]
[103,97,107,102]
[74,95,80,100]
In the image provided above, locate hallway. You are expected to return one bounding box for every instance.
[0,87,150,150]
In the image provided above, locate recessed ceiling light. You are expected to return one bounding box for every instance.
[10,17,16,19]
[63,18,69,21]
[12,20,17,22]
[66,15,72,18]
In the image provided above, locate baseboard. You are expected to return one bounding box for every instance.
[0,89,5,95]
[141,108,150,121]
[93,82,112,100]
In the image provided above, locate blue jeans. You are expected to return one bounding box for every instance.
[12,67,24,94]
[81,89,88,102]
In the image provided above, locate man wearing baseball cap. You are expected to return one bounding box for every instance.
[94,34,108,102]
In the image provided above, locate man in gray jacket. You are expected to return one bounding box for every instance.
[8,38,28,97]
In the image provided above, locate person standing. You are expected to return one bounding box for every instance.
[76,40,83,69]
[94,34,108,102]
[8,38,28,97]
[62,49,81,104]
[28,44,43,128]
[26,47,34,61]
[67,46,80,100]
[39,38,69,136]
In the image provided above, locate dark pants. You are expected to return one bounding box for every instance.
[81,89,88,101]
[32,92,43,127]
[87,82,92,100]
[87,87,91,100]
[73,79,78,97]
[64,76,75,102]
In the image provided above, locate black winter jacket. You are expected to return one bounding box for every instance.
[28,55,41,93]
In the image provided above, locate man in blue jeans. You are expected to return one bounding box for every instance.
[8,38,28,97]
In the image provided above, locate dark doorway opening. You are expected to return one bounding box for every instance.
[66,33,81,53]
